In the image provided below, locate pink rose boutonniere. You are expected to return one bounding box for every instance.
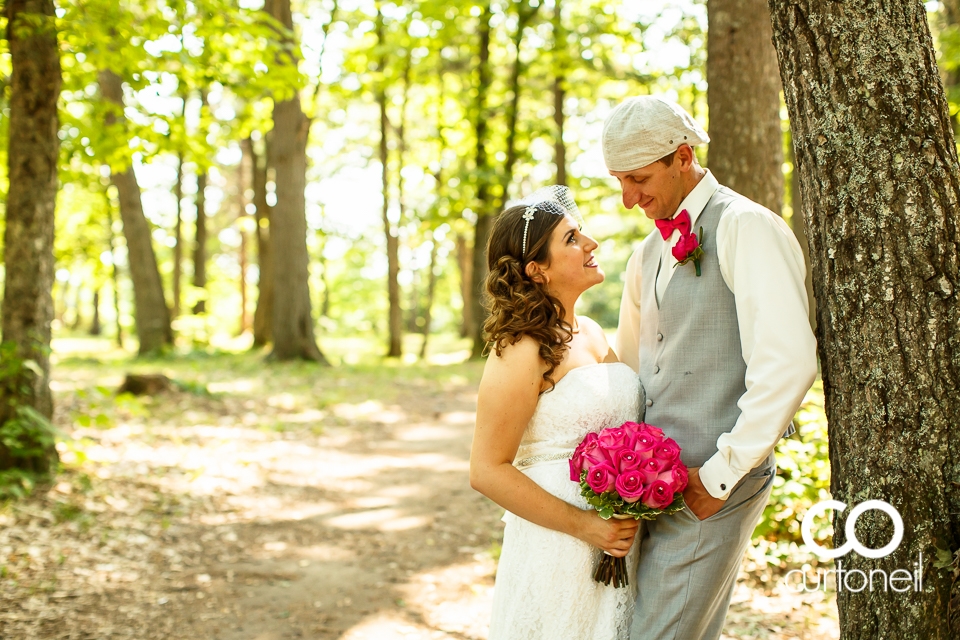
[655,209,705,277]
[672,225,704,277]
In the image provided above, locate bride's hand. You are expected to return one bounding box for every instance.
[575,511,639,557]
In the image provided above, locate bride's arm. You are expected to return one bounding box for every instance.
[469,336,637,557]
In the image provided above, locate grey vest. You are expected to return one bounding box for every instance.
[638,186,792,470]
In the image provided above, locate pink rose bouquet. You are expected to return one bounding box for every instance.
[570,421,688,587]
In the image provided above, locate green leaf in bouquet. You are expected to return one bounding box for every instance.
[598,506,614,520]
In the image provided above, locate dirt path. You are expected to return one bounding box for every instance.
[0,349,837,639]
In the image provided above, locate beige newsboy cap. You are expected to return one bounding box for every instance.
[602,96,709,172]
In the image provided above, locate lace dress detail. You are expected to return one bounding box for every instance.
[489,362,644,640]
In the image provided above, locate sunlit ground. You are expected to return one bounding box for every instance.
[0,332,837,639]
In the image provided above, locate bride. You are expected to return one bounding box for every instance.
[470,187,643,639]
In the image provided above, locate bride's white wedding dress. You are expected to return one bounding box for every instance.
[489,362,643,640]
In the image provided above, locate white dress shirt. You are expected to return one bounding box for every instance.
[616,170,818,499]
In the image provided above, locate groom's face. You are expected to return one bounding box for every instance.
[609,149,688,220]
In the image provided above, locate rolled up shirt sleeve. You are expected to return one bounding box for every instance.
[698,206,818,500]
[615,244,644,373]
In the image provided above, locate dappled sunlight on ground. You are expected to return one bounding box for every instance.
[1,339,838,639]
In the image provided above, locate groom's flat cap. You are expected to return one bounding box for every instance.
[602,96,710,172]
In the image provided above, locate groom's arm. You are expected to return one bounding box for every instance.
[614,245,644,372]
[697,205,818,500]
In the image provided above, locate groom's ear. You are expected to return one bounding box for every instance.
[676,144,696,171]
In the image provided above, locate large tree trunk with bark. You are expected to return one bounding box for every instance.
[788,137,816,329]
[769,1,960,637]
[376,4,402,358]
[99,70,172,356]
[0,0,61,473]
[265,0,328,363]
[707,0,784,214]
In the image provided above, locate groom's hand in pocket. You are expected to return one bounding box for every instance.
[682,467,726,521]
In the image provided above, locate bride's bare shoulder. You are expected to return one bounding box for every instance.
[486,334,542,367]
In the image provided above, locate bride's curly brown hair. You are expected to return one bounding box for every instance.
[482,203,576,393]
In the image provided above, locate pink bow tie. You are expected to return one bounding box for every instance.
[655,209,691,240]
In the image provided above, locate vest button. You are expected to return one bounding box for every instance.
[657,332,663,341]
[654,365,660,374]
[720,483,726,491]
[645,399,653,407]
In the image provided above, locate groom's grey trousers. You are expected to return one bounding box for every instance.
[630,453,775,640]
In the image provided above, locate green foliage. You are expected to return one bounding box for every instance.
[0,343,59,497]
[753,381,832,563]
[579,470,687,521]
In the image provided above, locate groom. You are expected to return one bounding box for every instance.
[605,96,818,640]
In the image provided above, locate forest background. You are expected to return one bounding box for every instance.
[2,0,960,637]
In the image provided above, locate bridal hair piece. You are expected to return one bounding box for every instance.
[514,185,584,257]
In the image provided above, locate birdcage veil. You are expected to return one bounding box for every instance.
[512,185,584,257]
[516,185,584,225]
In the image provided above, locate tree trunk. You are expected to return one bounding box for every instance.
[173,150,184,318]
[769,2,960,637]
[238,140,252,335]
[419,238,439,360]
[469,2,493,359]
[249,136,274,347]
[0,0,61,474]
[99,70,172,356]
[90,290,101,335]
[495,1,539,214]
[457,233,474,339]
[70,283,82,330]
[376,4,402,358]
[106,197,124,348]
[552,0,567,186]
[788,135,816,330]
[192,89,209,315]
[265,0,328,363]
[707,0,784,214]
[192,168,208,315]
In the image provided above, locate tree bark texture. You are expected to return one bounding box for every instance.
[469,2,493,359]
[0,0,60,473]
[99,70,172,356]
[248,137,274,347]
[769,2,960,637]
[265,0,327,363]
[707,0,784,214]
[788,137,816,329]
[377,4,402,358]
